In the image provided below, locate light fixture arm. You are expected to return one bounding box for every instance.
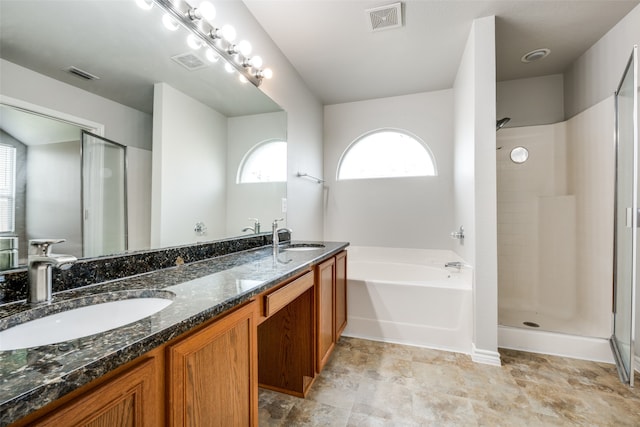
[152,0,263,86]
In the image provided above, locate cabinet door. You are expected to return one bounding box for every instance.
[335,251,348,339]
[32,357,159,427]
[167,301,258,427]
[316,257,335,372]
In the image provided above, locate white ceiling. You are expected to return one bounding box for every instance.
[244,0,639,105]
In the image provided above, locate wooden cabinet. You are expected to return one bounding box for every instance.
[167,301,258,427]
[316,251,348,373]
[16,302,257,427]
[29,355,160,427]
[13,250,348,425]
[258,271,315,397]
[316,257,335,372]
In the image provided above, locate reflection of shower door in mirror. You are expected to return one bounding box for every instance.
[81,131,127,258]
[612,46,637,385]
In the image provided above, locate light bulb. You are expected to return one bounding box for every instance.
[187,34,202,50]
[221,25,236,42]
[162,14,179,31]
[261,68,273,79]
[237,40,252,56]
[239,75,248,83]
[135,0,153,10]
[198,1,216,21]
[249,55,263,68]
[224,62,235,73]
[206,48,220,63]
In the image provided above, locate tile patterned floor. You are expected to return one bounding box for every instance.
[258,337,640,426]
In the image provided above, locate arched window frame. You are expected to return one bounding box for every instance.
[336,128,438,181]
[236,138,287,184]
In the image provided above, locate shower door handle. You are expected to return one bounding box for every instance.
[625,207,640,228]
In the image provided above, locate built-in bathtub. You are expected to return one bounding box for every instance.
[343,246,473,353]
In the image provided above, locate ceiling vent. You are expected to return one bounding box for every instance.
[366,2,403,32]
[171,52,208,71]
[67,66,100,81]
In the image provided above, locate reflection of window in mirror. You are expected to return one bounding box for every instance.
[237,140,287,183]
[0,144,16,233]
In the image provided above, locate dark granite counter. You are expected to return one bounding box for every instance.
[0,241,348,426]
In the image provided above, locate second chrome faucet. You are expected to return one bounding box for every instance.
[272,218,292,256]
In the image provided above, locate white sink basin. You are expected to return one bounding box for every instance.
[283,244,326,252]
[0,297,173,351]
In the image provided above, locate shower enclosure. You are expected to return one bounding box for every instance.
[612,46,638,385]
[497,46,638,384]
[81,131,128,258]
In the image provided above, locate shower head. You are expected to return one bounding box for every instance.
[496,117,511,131]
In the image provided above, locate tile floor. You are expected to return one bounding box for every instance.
[258,336,640,426]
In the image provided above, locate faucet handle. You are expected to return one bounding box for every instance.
[29,239,66,256]
[272,218,284,227]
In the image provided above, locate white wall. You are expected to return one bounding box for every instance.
[566,96,614,338]
[497,74,564,127]
[127,147,152,251]
[151,83,227,247]
[453,16,499,365]
[323,90,454,248]
[226,112,287,236]
[26,141,82,257]
[564,4,640,118]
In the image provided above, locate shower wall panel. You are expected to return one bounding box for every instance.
[498,96,614,338]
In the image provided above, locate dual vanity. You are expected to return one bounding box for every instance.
[0,238,348,426]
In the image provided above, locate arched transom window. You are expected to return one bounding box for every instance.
[337,129,437,180]
[237,139,287,183]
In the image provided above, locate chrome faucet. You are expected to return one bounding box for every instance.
[242,218,261,234]
[28,239,77,304]
[272,218,292,256]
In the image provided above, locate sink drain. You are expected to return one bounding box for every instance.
[523,321,540,328]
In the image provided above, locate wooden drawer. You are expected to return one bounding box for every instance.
[264,271,314,317]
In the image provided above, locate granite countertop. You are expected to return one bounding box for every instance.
[0,241,348,426]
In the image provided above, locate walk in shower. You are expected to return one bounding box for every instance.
[496,120,612,339]
[497,47,639,383]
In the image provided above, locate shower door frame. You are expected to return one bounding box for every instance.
[612,45,638,386]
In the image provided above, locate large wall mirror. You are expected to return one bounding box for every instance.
[0,0,287,269]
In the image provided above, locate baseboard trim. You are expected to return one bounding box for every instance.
[498,325,614,363]
[471,343,502,366]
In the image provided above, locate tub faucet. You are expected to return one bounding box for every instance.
[272,218,292,256]
[28,239,77,304]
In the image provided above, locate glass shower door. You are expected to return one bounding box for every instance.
[613,46,638,385]
[81,131,127,258]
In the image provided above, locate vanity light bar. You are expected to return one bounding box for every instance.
[151,0,265,87]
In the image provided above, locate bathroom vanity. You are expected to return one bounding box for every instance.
[0,241,348,426]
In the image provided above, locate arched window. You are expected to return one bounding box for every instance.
[237,139,287,183]
[337,129,437,180]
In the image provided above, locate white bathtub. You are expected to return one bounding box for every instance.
[343,246,473,353]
